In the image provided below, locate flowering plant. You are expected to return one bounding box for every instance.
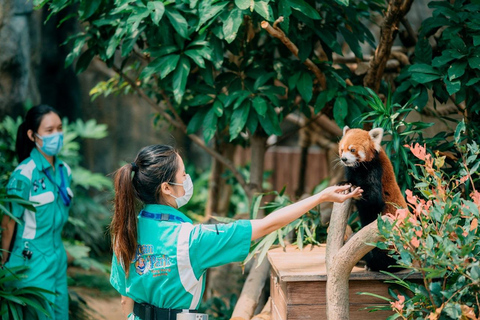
[375,122,480,319]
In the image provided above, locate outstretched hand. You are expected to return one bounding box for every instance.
[319,185,363,203]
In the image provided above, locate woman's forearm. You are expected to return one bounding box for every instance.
[1,216,16,264]
[249,185,362,241]
[121,295,134,319]
[250,192,325,240]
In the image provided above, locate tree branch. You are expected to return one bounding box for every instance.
[261,17,327,90]
[231,257,271,320]
[111,65,250,194]
[326,218,385,320]
[363,0,414,92]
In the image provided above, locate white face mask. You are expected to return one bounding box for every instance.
[169,174,193,208]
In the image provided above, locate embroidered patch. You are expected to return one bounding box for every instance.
[133,244,173,276]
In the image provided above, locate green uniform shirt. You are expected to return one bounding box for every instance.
[6,147,72,249]
[110,204,252,310]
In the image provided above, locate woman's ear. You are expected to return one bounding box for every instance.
[27,129,35,142]
[160,182,172,196]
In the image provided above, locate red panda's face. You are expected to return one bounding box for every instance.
[338,127,384,166]
[339,142,368,167]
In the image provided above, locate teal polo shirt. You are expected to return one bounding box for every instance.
[110,204,252,310]
[6,147,72,247]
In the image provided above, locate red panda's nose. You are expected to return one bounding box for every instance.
[341,157,348,162]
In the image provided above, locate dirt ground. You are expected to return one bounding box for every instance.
[71,286,124,320]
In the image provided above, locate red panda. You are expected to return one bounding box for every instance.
[339,126,407,272]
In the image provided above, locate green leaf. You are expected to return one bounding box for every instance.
[203,107,218,143]
[260,106,282,136]
[188,94,213,106]
[286,0,320,20]
[252,96,268,116]
[314,90,333,113]
[432,51,455,67]
[213,100,223,116]
[235,0,251,10]
[140,54,180,79]
[254,1,273,21]
[333,96,348,127]
[229,101,250,140]
[297,73,313,103]
[65,35,86,68]
[466,77,480,86]
[415,38,432,64]
[246,110,258,133]
[474,35,480,46]
[454,121,466,143]
[339,26,363,59]
[411,73,442,84]
[233,91,251,109]
[334,0,348,5]
[172,56,191,103]
[254,72,275,91]
[165,7,189,39]
[148,1,165,25]
[79,0,101,19]
[448,60,467,81]
[468,56,480,70]
[187,110,207,134]
[184,49,205,68]
[409,63,441,75]
[197,1,229,31]
[223,8,244,43]
[75,49,95,74]
[445,78,461,95]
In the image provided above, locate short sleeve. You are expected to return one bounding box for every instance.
[110,254,128,296]
[189,220,252,274]
[6,174,30,219]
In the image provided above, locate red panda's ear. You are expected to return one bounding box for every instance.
[343,126,350,136]
[369,128,384,151]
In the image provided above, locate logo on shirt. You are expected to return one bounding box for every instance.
[134,244,173,277]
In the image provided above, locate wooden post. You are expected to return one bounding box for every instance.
[325,201,385,320]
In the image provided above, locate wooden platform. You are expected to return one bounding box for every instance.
[267,245,421,320]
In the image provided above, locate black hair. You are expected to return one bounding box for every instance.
[16,105,61,162]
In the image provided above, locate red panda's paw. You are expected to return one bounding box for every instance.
[336,182,362,197]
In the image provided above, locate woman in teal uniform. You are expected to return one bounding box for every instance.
[110,145,362,320]
[1,105,73,319]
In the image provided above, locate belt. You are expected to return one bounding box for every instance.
[133,302,196,320]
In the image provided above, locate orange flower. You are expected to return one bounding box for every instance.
[390,295,405,312]
[407,143,427,161]
[405,189,416,205]
[411,237,420,248]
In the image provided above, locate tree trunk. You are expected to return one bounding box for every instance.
[230,257,271,320]
[248,131,268,200]
[325,201,386,320]
[205,140,236,221]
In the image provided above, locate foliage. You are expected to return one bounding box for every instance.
[369,122,480,319]
[0,266,54,320]
[394,0,480,136]
[198,293,237,320]
[245,179,330,267]
[37,0,386,149]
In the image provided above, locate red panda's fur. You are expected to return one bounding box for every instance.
[338,126,407,271]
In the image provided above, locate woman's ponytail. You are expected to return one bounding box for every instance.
[16,122,35,162]
[110,163,139,277]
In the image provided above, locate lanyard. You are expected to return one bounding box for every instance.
[139,210,185,223]
[43,164,71,207]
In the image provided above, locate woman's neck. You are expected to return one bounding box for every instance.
[37,148,55,170]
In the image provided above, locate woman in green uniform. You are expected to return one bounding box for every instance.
[1,105,73,319]
[110,145,362,320]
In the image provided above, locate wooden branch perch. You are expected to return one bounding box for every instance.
[261,17,327,90]
[325,201,387,320]
[231,257,271,320]
[363,0,414,92]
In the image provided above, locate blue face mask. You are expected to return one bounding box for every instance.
[35,132,64,156]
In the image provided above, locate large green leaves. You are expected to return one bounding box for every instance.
[147,1,165,25]
[165,7,189,38]
[229,100,250,140]
[223,8,243,43]
[140,55,180,79]
[172,57,191,103]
